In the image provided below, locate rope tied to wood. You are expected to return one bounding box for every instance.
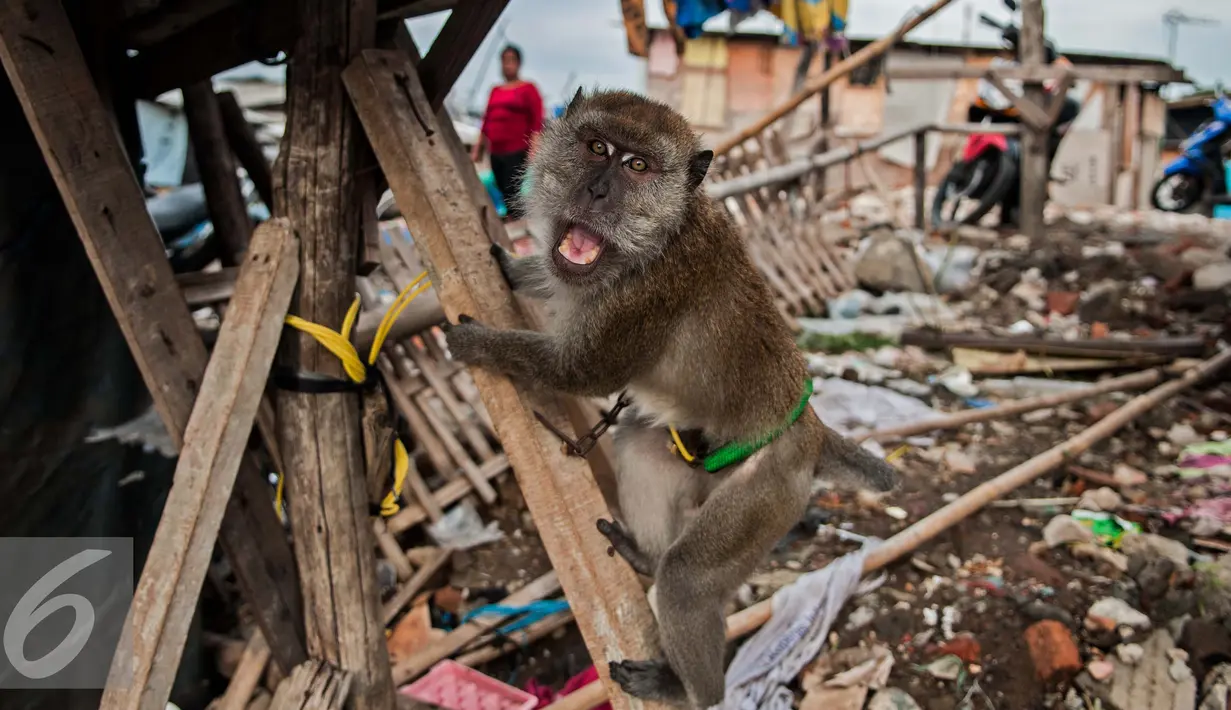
[276,270,434,518]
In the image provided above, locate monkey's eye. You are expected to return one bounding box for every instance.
[627,157,649,173]
[587,140,608,156]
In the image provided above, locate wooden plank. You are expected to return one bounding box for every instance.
[416,0,510,111]
[886,63,1185,84]
[344,50,664,710]
[381,547,453,625]
[983,70,1051,132]
[386,455,508,534]
[101,220,299,710]
[274,1,394,707]
[0,0,306,673]
[218,631,273,710]
[183,80,253,262]
[377,0,457,21]
[217,89,276,210]
[268,661,353,710]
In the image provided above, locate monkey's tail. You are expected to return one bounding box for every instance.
[816,430,900,492]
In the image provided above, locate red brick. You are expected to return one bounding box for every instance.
[1025,620,1083,683]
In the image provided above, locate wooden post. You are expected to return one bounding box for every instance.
[913,130,927,229]
[343,50,664,710]
[217,89,276,211]
[183,80,254,262]
[274,0,395,707]
[0,0,306,673]
[1017,0,1048,238]
[101,221,298,710]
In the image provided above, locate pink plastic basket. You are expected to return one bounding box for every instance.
[399,660,539,710]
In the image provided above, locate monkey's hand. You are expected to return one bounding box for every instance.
[441,315,498,368]
[610,660,686,704]
[443,317,626,397]
[490,244,554,299]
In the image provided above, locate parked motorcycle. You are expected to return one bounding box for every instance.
[931,0,1080,230]
[1150,88,1231,213]
[146,179,269,273]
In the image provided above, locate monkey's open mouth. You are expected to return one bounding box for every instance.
[552,223,606,274]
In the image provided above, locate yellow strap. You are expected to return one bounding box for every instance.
[668,425,696,463]
[278,271,432,517]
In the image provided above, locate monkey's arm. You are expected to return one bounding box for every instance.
[491,244,554,299]
[445,320,633,397]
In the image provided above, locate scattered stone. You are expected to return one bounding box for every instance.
[1022,408,1056,424]
[1168,423,1202,447]
[1047,291,1081,316]
[1086,400,1120,423]
[1025,620,1083,682]
[1087,597,1152,632]
[1077,630,1197,710]
[1077,487,1123,512]
[1020,600,1077,628]
[943,449,977,475]
[884,506,908,521]
[923,655,963,681]
[1194,262,1231,291]
[1088,658,1116,682]
[867,688,921,710]
[1116,643,1145,666]
[854,230,932,293]
[1043,514,1098,548]
[936,632,981,664]
[1071,542,1130,573]
[846,605,877,631]
[1113,463,1150,488]
[1120,533,1191,568]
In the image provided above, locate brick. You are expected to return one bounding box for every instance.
[1025,620,1083,683]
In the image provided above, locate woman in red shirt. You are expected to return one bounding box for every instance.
[471,44,543,221]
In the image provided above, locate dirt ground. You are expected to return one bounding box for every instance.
[414,224,1231,710]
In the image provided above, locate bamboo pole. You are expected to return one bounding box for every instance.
[712,0,957,157]
[547,347,1231,710]
[858,367,1164,442]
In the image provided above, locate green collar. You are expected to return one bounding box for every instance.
[691,377,815,474]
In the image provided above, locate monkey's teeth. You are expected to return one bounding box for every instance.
[580,247,600,264]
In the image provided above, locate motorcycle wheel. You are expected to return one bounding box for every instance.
[1150,173,1204,213]
[931,149,1017,230]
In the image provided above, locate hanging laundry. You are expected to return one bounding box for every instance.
[676,0,727,38]
[770,0,849,46]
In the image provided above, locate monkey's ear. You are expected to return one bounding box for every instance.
[564,87,586,118]
[687,150,713,191]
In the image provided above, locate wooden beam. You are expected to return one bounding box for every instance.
[714,0,955,156]
[0,3,306,673]
[416,0,510,112]
[218,631,273,710]
[101,220,299,710]
[183,80,253,261]
[982,71,1051,132]
[123,0,243,47]
[885,63,1185,84]
[218,89,276,210]
[620,0,649,58]
[343,50,663,710]
[377,0,457,20]
[389,24,623,505]
[128,0,297,98]
[274,0,395,708]
[1017,0,1048,240]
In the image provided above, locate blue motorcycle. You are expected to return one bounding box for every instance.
[1151,88,1231,213]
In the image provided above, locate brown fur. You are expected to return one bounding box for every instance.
[445,89,896,708]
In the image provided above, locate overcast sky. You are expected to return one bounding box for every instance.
[403,0,1230,114]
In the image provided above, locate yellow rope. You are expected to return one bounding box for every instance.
[275,271,432,518]
[668,425,696,462]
